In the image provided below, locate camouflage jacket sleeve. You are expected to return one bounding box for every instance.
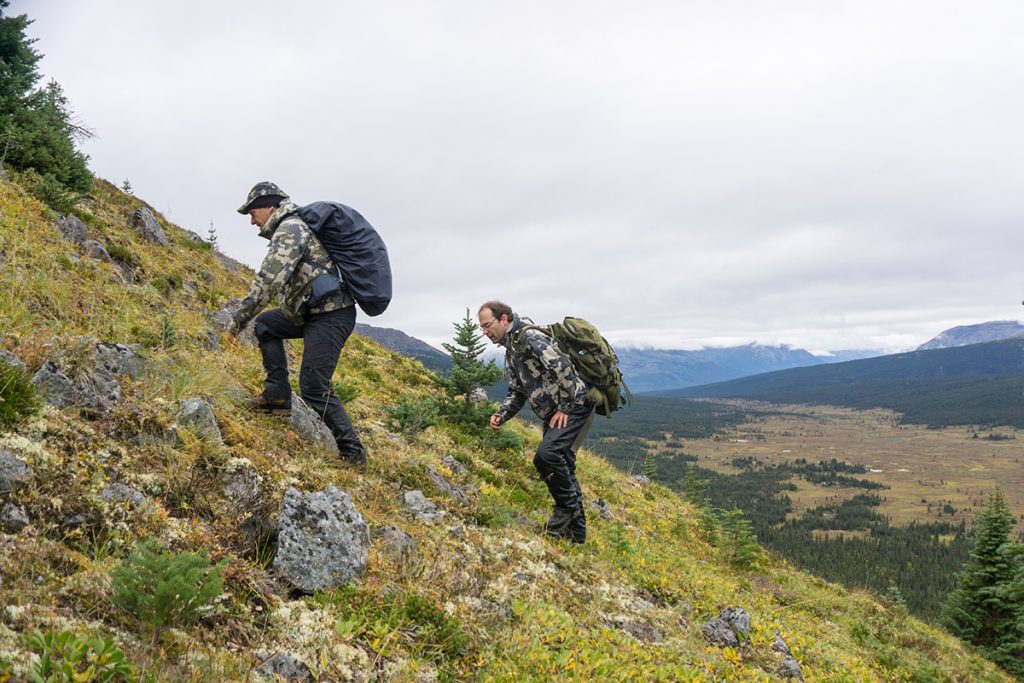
[496,356,527,422]
[523,330,585,414]
[232,221,307,329]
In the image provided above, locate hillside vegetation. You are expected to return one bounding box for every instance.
[0,176,1015,681]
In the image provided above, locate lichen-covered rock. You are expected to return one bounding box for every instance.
[632,474,651,486]
[224,460,263,507]
[777,655,804,680]
[0,449,31,493]
[428,466,469,504]
[701,617,739,647]
[591,497,613,521]
[287,393,338,455]
[469,387,489,403]
[772,632,792,656]
[177,397,222,444]
[613,618,663,643]
[55,215,87,244]
[129,207,169,245]
[31,362,77,408]
[371,524,420,570]
[81,240,112,262]
[442,454,469,477]
[720,607,751,637]
[76,366,122,413]
[403,490,445,524]
[0,503,29,532]
[274,486,370,593]
[100,482,148,509]
[94,342,146,379]
[0,349,26,373]
[254,652,313,682]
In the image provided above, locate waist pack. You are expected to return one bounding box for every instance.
[513,317,632,417]
[293,201,392,316]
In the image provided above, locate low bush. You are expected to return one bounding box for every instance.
[0,357,40,431]
[26,629,134,682]
[387,397,440,434]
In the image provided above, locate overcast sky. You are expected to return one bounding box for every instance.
[13,1,1024,353]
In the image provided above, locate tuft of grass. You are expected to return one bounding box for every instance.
[0,357,40,430]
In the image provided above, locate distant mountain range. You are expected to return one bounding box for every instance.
[617,344,881,394]
[917,320,1024,350]
[354,324,450,372]
[662,337,1024,427]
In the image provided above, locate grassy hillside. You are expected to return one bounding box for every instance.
[0,176,1015,681]
[662,342,1024,428]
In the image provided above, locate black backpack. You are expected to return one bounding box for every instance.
[294,202,392,317]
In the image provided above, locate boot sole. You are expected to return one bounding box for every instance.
[252,407,291,416]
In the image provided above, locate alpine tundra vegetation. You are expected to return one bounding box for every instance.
[0,174,1018,681]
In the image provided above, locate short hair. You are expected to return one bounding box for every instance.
[479,300,513,321]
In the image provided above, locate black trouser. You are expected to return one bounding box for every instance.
[253,306,363,456]
[537,402,594,537]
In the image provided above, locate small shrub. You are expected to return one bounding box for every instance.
[0,358,40,431]
[475,494,519,528]
[387,397,440,434]
[110,540,227,645]
[150,273,182,296]
[606,523,631,556]
[33,173,81,213]
[26,629,134,682]
[641,452,658,480]
[479,427,523,452]
[159,317,177,349]
[332,380,360,404]
[105,244,139,268]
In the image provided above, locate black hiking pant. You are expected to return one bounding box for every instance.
[253,306,364,457]
[537,401,595,542]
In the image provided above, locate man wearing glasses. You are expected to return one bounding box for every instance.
[478,301,593,543]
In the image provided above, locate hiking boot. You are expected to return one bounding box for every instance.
[544,505,581,536]
[339,445,367,468]
[248,394,291,415]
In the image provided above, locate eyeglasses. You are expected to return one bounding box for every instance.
[480,318,499,330]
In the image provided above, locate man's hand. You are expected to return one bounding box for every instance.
[489,414,503,430]
[549,411,568,430]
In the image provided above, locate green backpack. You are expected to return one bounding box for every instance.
[513,317,632,417]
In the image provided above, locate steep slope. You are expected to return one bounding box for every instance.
[664,339,1024,427]
[0,176,1014,681]
[917,320,1024,351]
[354,323,450,373]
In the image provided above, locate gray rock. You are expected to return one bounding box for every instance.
[613,619,663,643]
[76,367,121,413]
[428,466,469,504]
[224,463,262,507]
[469,387,489,403]
[255,652,313,682]
[100,483,148,508]
[274,486,370,593]
[591,498,613,521]
[177,397,222,444]
[701,617,739,647]
[776,656,803,680]
[94,342,146,379]
[287,393,338,455]
[129,208,169,246]
[0,350,26,373]
[114,262,135,284]
[403,490,445,524]
[31,362,77,408]
[0,449,31,493]
[81,240,112,262]
[632,474,651,486]
[0,503,29,532]
[55,215,88,244]
[215,251,246,273]
[371,524,420,568]
[442,454,469,477]
[772,632,792,656]
[720,607,751,638]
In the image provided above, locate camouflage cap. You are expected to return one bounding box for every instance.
[237,181,289,214]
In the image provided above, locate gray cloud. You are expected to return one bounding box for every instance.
[14,0,1024,351]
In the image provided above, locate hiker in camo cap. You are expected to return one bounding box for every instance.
[229,181,367,466]
[479,300,593,544]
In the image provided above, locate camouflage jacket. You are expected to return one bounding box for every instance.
[496,315,589,423]
[232,201,354,329]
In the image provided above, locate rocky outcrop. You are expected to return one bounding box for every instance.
[591,498,613,521]
[81,240,112,263]
[403,490,445,524]
[0,449,31,493]
[287,393,338,456]
[100,483,148,509]
[129,207,169,246]
[54,215,87,244]
[701,607,751,647]
[31,362,77,408]
[371,524,420,570]
[94,342,146,379]
[0,349,26,373]
[273,486,370,593]
[254,653,313,682]
[0,503,29,532]
[427,465,469,504]
[177,397,222,444]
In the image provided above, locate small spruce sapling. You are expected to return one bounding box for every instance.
[440,308,502,427]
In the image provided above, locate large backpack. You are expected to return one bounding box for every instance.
[513,317,632,417]
[294,201,392,316]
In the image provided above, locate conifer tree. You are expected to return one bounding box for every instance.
[942,488,1024,676]
[440,308,502,426]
